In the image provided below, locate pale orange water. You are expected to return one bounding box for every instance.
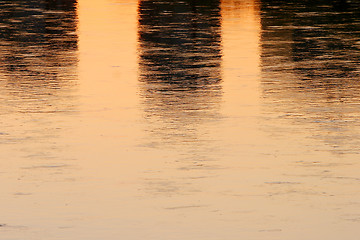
[1,0,360,239]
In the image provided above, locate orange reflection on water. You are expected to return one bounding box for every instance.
[220,0,262,145]
[1,0,360,239]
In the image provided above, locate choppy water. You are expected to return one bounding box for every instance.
[1,0,360,239]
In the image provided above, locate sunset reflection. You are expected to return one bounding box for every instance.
[221,0,261,107]
[2,0,360,239]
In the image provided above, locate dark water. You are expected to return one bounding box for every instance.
[1,0,360,239]
[138,0,222,146]
[0,0,78,114]
[261,0,360,153]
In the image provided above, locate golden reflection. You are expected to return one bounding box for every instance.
[219,0,261,143]
[77,0,138,111]
[2,0,360,239]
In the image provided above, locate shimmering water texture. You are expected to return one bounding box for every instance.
[1,0,360,239]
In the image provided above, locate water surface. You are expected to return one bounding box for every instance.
[1,0,360,239]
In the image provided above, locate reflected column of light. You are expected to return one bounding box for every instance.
[76,0,142,168]
[220,0,262,142]
[77,0,139,112]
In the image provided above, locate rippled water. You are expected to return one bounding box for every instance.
[261,0,360,153]
[1,0,360,239]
